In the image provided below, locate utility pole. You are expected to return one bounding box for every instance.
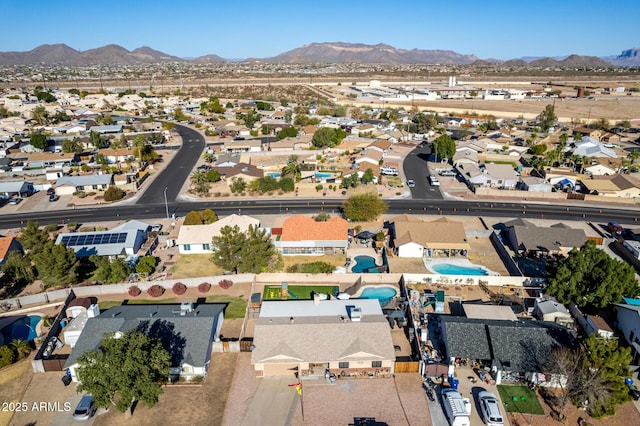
[163,187,169,219]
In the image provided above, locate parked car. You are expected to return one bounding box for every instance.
[73,394,97,421]
[407,179,416,188]
[49,194,60,202]
[478,391,504,426]
[8,198,21,205]
[46,187,55,196]
[429,175,440,186]
[608,221,623,236]
[629,384,640,401]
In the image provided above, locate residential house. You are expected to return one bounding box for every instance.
[251,299,395,377]
[354,149,383,168]
[274,215,348,255]
[572,137,617,158]
[213,163,263,186]
[55,220,150,258]
[88,124,124,134]
[55,174,114,195]
[367,140,392,156]
[440,316,576,384]
[23,152,76,169]
[267,134,313,152]
[214,153,242,168]
[452,148,479,167]
[0,181,35,198]
[390,216,470,258]
[98,148,136,165]
[222,139,262,153]
[584,315,615,339]
[504,219,587,257]
[447,117,467,127]
[519,176,553,192]
[0,236,22,264]
[64,303,225,382]
[613,303,640,365]
[175,214,261,254]
[458,163,518,189]
[580,174,640,198]
[583,163,617,176]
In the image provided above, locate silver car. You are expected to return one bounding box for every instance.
[478,391,503,426]
[73,394,97,421]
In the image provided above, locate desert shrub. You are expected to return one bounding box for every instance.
[128,285,141,297]
[286,261,335,274]
[0,346,15,368]
[172,282,187,295]
[104,186,125,202]
[75,191,87,198]
[44,223,59,232]
[66,221,78,231]
[147,284,165,297]
[218,279,233,290]
[87,192,97,196]
[191,375,204,384]
[198,282,211,293]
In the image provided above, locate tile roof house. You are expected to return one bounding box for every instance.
[251,299,396,377]
[441,316,576,383]
[175,214,261,254]
[55,174,114,196]
[390,216,470,258]
[212,163,263,186]
[505,219,587,256]
[64,303,225,382]
[0,236,22,265]
[275,215,349,255]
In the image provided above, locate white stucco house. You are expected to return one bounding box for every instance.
[175,214,260,254]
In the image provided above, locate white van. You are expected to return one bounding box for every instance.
[429,175,440,186]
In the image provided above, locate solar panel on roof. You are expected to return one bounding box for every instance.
[60,232,131,247]
[61,236,71,245]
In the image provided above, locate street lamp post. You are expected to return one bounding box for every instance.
[163,187,169,220]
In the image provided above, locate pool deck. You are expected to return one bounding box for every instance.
[346,247,382,273]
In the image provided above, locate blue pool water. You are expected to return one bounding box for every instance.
[359,286,398,307]
[431,263,489,276]
[267,172,281,178]
[0,315,40,344]
[315,172,332,178]
[351,255,378,273]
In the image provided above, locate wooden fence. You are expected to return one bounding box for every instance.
[394,361,420,373]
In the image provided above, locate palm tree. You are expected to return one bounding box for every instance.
[627,150,640,165]
[189,170,208,194]
[281,155,300,179]
[11,339,31,359]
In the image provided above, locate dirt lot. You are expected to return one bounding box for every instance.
[92,352,237,426]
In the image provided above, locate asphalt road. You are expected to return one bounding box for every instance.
[1,199,638,230]
[402,143,443,200]
[136,124,205,205]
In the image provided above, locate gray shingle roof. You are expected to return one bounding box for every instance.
[441,316,576,372]
[56,174,113,187]
[509,223,587,253]
[64,304,224,370]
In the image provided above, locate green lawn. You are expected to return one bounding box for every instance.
[98,295,247,320]
[263,285,338,301]
[497,385,544,415]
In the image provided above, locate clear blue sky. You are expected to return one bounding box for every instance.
[1,0,636,59]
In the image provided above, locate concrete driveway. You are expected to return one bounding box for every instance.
[241,376,298,426]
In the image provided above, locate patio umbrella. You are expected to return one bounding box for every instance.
[356,230,377,240]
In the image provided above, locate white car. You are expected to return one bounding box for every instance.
[407,179,415,188]
[429,175,440,186]
[478,391,504,426]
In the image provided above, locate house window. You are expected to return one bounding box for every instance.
[338,362,349,369]
[372,361,382,368]
[183,244,191,251]
[203,244,210,250]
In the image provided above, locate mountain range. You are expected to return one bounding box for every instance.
[0,42,638,67]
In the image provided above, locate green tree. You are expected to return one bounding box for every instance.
[1,251,35,291]
[229,177,247,193]
[432,134,456,159]
[210,225,247,274]
[189,170,208,194]
[311,127,346,148]
[29,133,47,150]
[76,330,170,414]
[18,220,50,253]
[31,105,49,125]
[90,255,131,284]
[592,118,611,132]
[0,345,15,368]
[249,177,280,193]
[52,110,70,123]
[255,101,274,111]
[529,144,548,155]
[545,241,639,309]
[342,193,388,221]
[205,169,221,182]
[574,335,632,418]
[89,131,107,149]
[281,155,300,179]
[183,211,204,225]
[538,104,557,132]
[61,138,83,154]
[361,168,375,184]
[173,108,188,121]
[238,225,282,273]
[200,209,218,224]
[32,241,78,288]
[11,339,31,359]
[237,109,260,129]
[135,256,157,276]
[277,126,299,140]
[279,177,295,192]
[411,112,438,133]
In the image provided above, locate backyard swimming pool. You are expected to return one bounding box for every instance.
[431,263,489,276]
[0,315,40,345]
[267,172,281,178]
[351,255,379,273]
[315,172,333,179]
[359,286,398,307]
